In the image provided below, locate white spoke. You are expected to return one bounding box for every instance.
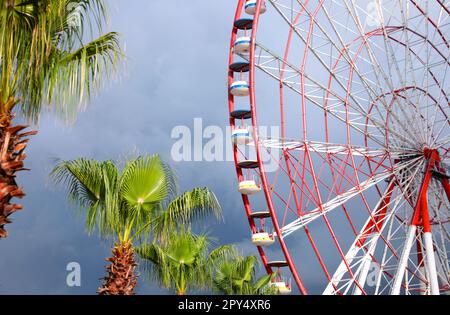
[254,137,418,158]
[281,157,421,238]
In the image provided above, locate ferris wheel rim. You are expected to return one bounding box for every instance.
[228,0,450,295]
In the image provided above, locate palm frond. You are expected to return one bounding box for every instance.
[254,273,276,292]
[153,187,222,240]
[64,0,107,41]
[138,230,231,294]
[50,157,120,236]
[120,155,172,209]
[118,155,177,241]
[233,255,258,283]
[136,242,171,289]
[50,158,104,207]
[0,0,122,124]
[50,155,182,242]
[207,244,236,266]
[212,253,276,295]
[24,31,122,122]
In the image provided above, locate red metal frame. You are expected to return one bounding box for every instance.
[228,0,273,276]
[410,149,449,293]
[228,0,307,294]
[227,0,450,295]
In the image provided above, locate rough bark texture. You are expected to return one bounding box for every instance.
[98,241,138,295]
[0,121,37,238]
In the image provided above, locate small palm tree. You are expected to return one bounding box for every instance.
[0,0,122,238]
[51,155,222,295]
[137,230,235,295]
[213,255,277,295]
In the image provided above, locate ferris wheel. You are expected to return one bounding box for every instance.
[227,0,450,295]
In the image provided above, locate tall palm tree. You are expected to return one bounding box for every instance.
[213,255,277,295]
[0,0,121,238]
[137,230,235,295]
[51,155,223,295]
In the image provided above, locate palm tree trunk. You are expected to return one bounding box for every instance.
[0,114,36,238]
[6,0,16,9]
[98,241,138,295]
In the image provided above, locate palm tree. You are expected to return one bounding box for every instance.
[51,155,222,295]
[0,0,121,238]
[213,255,277,295]
[137,230,235,295]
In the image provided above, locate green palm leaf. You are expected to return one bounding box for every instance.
[51,155,225,294]
[213,254,277,295]
[153,187,222,240]
[138,231,234,295]
[120,155,174,212]
[50,158,104,207]
[254,273,276,291]
[50,158,120,235]
[0,0,122,123]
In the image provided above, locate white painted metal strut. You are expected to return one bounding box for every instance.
[391,225,418,295]
[280,158,420,239]
[323,180,399,295]
[252,137,419,159]
[240,43,421,149]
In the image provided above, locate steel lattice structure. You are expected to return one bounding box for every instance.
[227,0,450,295]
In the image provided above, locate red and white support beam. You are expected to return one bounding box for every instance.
[391,149,440,295]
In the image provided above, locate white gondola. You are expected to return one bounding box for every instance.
[251,232,275,246]
[272,281,292,295]
[234,36,251,54]
[230,80,250,96]
[238,180,261,195]
[245,0,267,15]
[231,128,252,145]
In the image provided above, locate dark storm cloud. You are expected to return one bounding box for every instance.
[0,0,246,294]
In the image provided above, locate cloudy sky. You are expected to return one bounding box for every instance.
[0,0,278,295]
[3,0,440,296]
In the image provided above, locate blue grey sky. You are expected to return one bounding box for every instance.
[0,0,263,295]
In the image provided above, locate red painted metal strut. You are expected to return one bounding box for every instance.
[439,172,450,206]
[412,149,439,231]
[357,180,396,247]
[228,0,273,277]
[410,148,443,294]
